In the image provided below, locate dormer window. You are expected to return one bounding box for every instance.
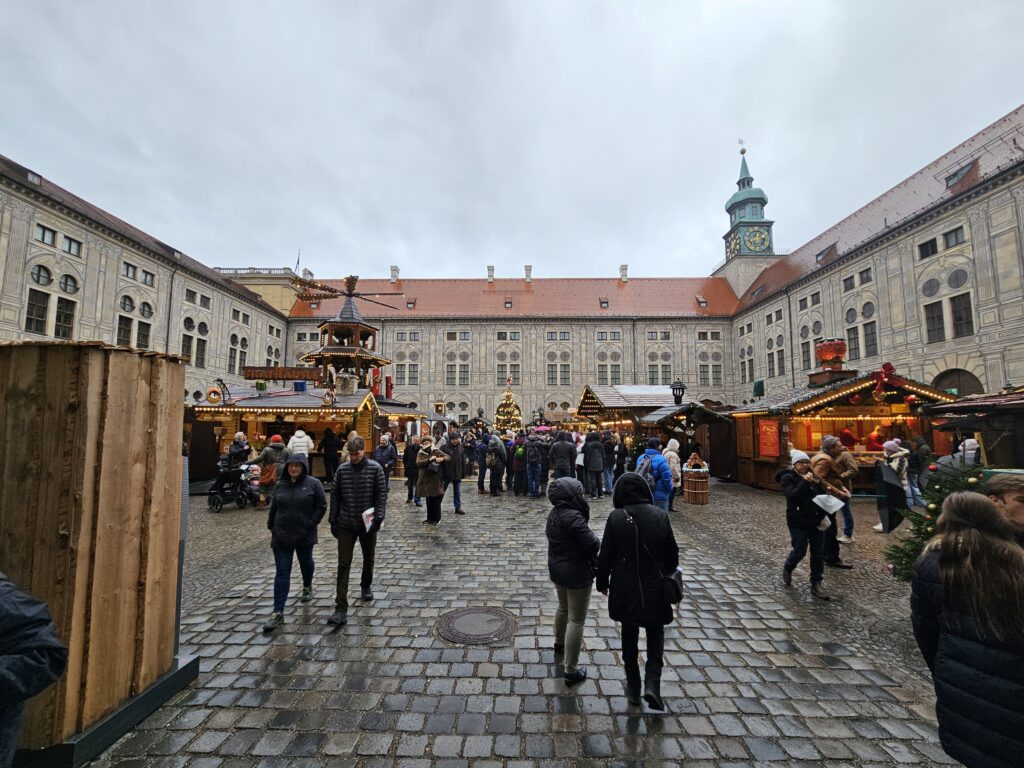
[406,298,416,309]
[599,297,609,309]
[696,295,708,308]
[504,298,513,309]
[751,286,766,299]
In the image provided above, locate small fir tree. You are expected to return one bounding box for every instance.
[884,459,985,580]
[494,387,522,433]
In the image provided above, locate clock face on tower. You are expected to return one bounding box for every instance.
[726,232,740,259]
[743,226,770,252]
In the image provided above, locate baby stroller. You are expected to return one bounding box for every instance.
[208,458,261,513]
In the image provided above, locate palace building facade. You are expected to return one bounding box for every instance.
[3,104,1024,421]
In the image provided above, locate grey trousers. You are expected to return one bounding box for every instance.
[554,584,592,673]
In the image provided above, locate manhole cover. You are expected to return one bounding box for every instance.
[435,607,517,645]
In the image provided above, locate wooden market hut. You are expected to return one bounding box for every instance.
[730,362,957,490]
[924,385,1024,468]
[637,401,734,477]
[575,384,711,455]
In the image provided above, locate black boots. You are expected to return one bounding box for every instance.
[644,679,665,711]
[625,664,642,706]
[563,667,587,686]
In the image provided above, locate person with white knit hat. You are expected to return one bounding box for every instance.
[776,448,832,599]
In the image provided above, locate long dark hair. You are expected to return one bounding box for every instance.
[926,491,1024,641]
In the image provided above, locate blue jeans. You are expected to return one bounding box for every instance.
[840,500,854,537]
[906,474,925,507]
[449,479,462,511]
[527,463,541,496]
[653,497,669,511]
[784,526,824,584]
[603,466,614,494]
[272,545,314,613]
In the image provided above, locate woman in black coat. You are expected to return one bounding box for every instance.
[545,478,600,686]
[911,491,1024,768]
[264,453,326,633]
[596,472,679,710]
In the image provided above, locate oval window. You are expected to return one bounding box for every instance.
[197,322,209,336]
[922,278,941,298]
[139,301,153,318]
[845,308,858,325]
[240,337,248,349]
[31,265,53,285]
[812,321,823,335]
[59,274,79,293]
[183,317,195,331]
[862,302,876,319]
[948,269,969,290]
[767,338,774,350]
[230,333,238,346]
[120,295,135,313]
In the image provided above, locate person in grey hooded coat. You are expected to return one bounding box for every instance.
[596,472,679,711]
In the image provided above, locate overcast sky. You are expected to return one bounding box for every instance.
[2,1,1021,280]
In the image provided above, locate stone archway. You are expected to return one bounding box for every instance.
[932,368,984,396]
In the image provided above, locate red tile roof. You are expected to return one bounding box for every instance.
[289,277,740,320]
[738,104,1024,309]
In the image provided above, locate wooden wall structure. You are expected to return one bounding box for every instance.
[0,342,185,751]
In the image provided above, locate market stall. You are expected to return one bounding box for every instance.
[731,359,957,490]
[924,385,1024,468]
[636,400,732,474]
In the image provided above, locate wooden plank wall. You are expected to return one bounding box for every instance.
[0,343,184,748]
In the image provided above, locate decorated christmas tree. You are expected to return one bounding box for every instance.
[494,385,522,433]
[884,459,984,580]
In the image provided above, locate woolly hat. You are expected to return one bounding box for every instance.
[883,438,902,453]
[270,435,283,444]
[790,449,811,465]
[821,435,840,451]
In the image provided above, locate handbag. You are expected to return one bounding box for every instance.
[258,464,276,487]
[486,452,497,468]
[621,506,684,605]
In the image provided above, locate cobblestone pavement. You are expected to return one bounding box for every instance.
[92,478,951,767]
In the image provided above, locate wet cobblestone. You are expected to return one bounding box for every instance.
[91,479,946,765]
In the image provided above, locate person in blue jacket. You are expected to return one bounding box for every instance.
[635,438,673,510]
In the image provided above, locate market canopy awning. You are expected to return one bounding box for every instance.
[576,385,682,418]
[192,387,376,417]
[638,402,732,428]
[924,385,1024,414]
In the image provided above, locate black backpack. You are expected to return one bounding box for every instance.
[526,441,540,463]
[635,455,657,493]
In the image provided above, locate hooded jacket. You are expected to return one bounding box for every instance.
[487,435,507,467]
[582,432,605,471]
[663,439,682,487]
[255,442,291,482]
[775,467,827,530]
[545,478,600,589]
[639,448,673,501]
[287,430,315,456]
[596,473,679,626]
[0,573,69,768]
[267,454,327,549]
[330,455,388,535]
[549,432,577,472]
[911,548,1024,768]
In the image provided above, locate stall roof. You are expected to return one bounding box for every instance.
[578,385,683,412]
[638,402,732,426]
[925,386,1024,414]
[194,387,375,413]
[731,370,956,415]
[377,402,427,418]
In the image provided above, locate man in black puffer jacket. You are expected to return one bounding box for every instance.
[1,572,68,768]
[328,436,388,627]
[549,431,576,480]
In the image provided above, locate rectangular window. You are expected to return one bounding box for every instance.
[610,364,621,385]
[459,364,470,386]
[446,331,457,341]
[847,326,860,360]
[54,297,75,339]
[395,363,406,385]
[408,331,420,341]
[396,331,406,341]
[925,301,945,343]
[141,269,155,286]
[497,331,508,340]
[194,338,207,368]
[24,289,49,334]
[62,236,81,256]
[950,293,974,338]
[739,326,745,337]
[661,365,672,385]
[697,331,708,340]
[547,364,557,386]
[560,331,570,341]
[184,288,196,303]
[200,295,211,309]
[842,276,855,292]
[496,364,507,385]
[546,331,557,341]
[181,334,193,363]
[265,358,272,367]
[801,341,811,371]
[446,364,456,386]
[597,364,608,385]
[740,360,747,384]
[136,321,150,350]
[242,312,250,325]
[297,332,307,341]
[711,364,722,386]
[124,262,138,280]
[459,331,470,341]
[777,349,785,375]
[509,331,521,341]
[232,309,240,321]
[408,364,419,385]
[228,347,237,374]
[238,350,246,369]
[798,297,808,311]
[610,331,622,341]
[767,353,776,378]
[559,364,570,386]
[919,238,938,259]
[597,331,608,341]
[648,364,659,385]
[863,321,878,357]
[35,224,56,246]
[699,364,710,386]
[510,364,521,385]
[660,331,670,340]
[117,315,133,346]
[747,359,754,382]
[765,313,774,325]
[943,226,965,248]
[646,331,657,340]
[811,291,821,306]
[859,268,873,285]
[711,331,722,340]
[775,309,783,321]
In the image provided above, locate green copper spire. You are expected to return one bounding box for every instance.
[725,149,767,213]
[738,154,752,186]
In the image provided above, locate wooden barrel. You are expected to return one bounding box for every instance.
[683,469,710,505]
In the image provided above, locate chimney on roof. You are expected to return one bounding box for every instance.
[389,265,400,283]
[487,265,495,283]
[524,265,532,283]
[619,265,628,283]
[302,268,314,280]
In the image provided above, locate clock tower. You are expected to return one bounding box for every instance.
[713,149,781,296]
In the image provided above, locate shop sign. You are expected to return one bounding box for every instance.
[758,419,780,457]
[242,366,312,381]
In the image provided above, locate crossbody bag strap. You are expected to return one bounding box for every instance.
[624,504,662,570]
[618,506,646,609]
